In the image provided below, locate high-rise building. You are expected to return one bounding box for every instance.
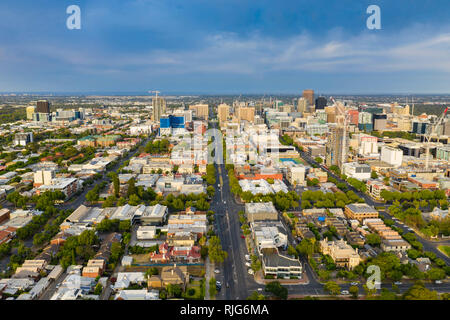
[152,97,166,122]
[297,98,308,113]
[443,119,450,136]
[218,103,230,124]
[26,106,35,120]
[315,97,327,110]
[302,90,314,106]
[326,126,347,168]
[381,146,403,167]
[237,107,255,123]
[189,104,209,120]
[36,100,50,113]
[372,114,387,131]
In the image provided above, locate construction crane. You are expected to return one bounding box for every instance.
[330,97,351,168]
[148,90,160,98]
[424,106,449,169]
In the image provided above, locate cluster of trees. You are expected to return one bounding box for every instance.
[388,200,450,236]
[371,131,417,141]
[129,244,159,255]
[32,209,73,247]
[301,190,363,209]
[143,139,170,154]
[381,189,447,204]
[207,236,228,263]
[265,281,288,299]
[14,193,66,240]
[95,218,131,233]
[7,244,32,272]
[204,164,216,185]
[246,191,300,212]
[0,106,26,124]
[58,230,99,269]
[85,181,108,203]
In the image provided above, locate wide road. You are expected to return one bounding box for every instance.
[208,123,261,300]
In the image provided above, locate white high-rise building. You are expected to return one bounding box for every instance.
[381,146,403,167]
[358,134,378,156]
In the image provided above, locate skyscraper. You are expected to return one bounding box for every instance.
[152,97,166,122]
[302,89,314,106]
[315,97,327,110]
[26,106,36,120]
[189,104,209,120]
[218,103,230,124]
[36,100,50,113]
[237,106,255,123]
[297,97,308,113]
[326,126,347,168]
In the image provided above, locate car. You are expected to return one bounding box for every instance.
[245,262,251,267]
[341,290,349,295]
[216,281,221,286]
[435,280,442,284]
[240,235,245,239]
[394,281,402,285]
[248,269,254,275]
[350,282,359,286]
[245,254,250,261]
[214,269,220,274]
[257,288,263,292]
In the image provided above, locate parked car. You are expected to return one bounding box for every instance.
[248,269,254,275]
[214,269,220,274]
[245,254,250,261]
[435,280,442,284]
[241,235,245,239]
[341,290,349,295]
[245,262,251,267]
[394,281,402,285]
[350,282,359,286]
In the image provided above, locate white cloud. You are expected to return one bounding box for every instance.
[3,24,450,76]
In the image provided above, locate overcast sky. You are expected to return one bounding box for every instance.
[1,0,450,94]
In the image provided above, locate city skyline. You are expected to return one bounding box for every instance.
[2,1,450,93]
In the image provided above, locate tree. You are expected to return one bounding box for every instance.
[208,236,228,263]
[206,186,215,198]
[287,245,298,258]
[94,283,103,295]
[349,285,359,299]
[85,189,99,202]
[371,171,378,179]
[296,238,315,258]
[403,282,440,300]
[426,268,446,281]
[128,194,141,206]
[265,281,288,299]
[314,157,323,164]
[324,281,341,296]
[366,233,381,246]
[167,284,182,298]
[127,178,137,197]
[110,242,123,263]
[247,291,265,300]
[119,220,131,232]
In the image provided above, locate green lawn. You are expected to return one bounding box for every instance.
[183,280,204,300]
[438,245,450,257]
